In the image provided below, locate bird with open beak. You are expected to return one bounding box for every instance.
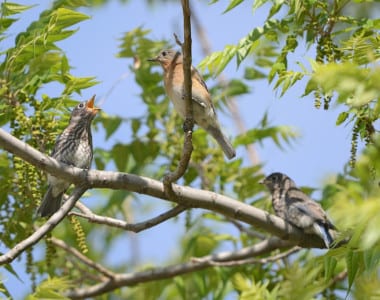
[37,95,100,217]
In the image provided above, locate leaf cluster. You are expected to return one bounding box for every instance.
[204,0,380,164]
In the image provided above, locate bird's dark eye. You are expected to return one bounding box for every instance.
[162,51,167,57]
[78,103,84,108]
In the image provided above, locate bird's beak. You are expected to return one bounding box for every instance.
[259,179,265,185]
[86,95,101,115]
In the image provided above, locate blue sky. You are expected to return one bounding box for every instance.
[1,0,358,297]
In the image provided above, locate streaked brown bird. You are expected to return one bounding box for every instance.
[37,96,100,217]
[261,172,337,248]
[148,49,236,159]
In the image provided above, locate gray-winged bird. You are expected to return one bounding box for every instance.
[261,172,336,248]
[37,95,100,217]
[148,49,236,160]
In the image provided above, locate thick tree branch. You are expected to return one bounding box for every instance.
[0,128,328,248]
[70,203,187,233]
[66,237,292,299]
[0,186,87,265]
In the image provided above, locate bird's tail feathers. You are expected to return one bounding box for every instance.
[314,222,335,248]
[37,186,63,217]
[206,125,236,160]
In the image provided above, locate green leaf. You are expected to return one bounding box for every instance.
[52,8,90,31]
[61,54,70,75]
[0,282,11,298]
[27,277,72,300]
[244,66,266,80]
[267,0,285,18]
[1,2,34,16]
[0,17,18,31]
[222,79,250,97]
[199,46,237,76]
[101,115,122,140]
[4,263,22,282]
[324,256,337,280]
[223,0,244,13]
[363,248,380,271]
[303,78,318,96]
[62,75,99,95]
[310,62,380,107]
[252,0,267,13]
[235,114,299,149]
[346,250,360,294]
[111,143,129,171]
[131,118,141,135]
[273,70,303,96]
[231,273,250,292]
[336,111,349,125]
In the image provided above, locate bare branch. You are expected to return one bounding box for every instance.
[189,160,212,190]
[163,131,193,196]
[66,237,292,299]
[329,270,347,286]
[50,237,115,279]
[192,246,301,267]
[0,128,330,248]
[75,201,93,215]
[70,203,187,233]
[173,33,183,47]
[0,186,87,265]
[163,0,194,198]
[181,0,194,132]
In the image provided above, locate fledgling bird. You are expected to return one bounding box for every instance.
[260,172,336,248]
[148,49,236,160]
[37,96,100,217]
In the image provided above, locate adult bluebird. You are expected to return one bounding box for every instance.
[261,172,336,248]
[148,49,236,159]
[37,96,100,217]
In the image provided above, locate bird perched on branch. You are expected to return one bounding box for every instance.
[260,172,336,248]
[148,49,236,160]
[37,96,100,217]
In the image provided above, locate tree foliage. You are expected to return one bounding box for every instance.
[0,0,379,299]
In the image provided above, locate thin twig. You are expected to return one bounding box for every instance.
[228,218,267,240]
[189,160,212,190]
[50,237,115,279]
[70,204,187,233]
[66,256,106,282]
[192,246,301,267]
[329,270,347,286]
[163,0,194,199]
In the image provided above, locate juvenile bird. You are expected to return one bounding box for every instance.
[148,49,236,160]
[260,172,336,248]
[37,96,100,217]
